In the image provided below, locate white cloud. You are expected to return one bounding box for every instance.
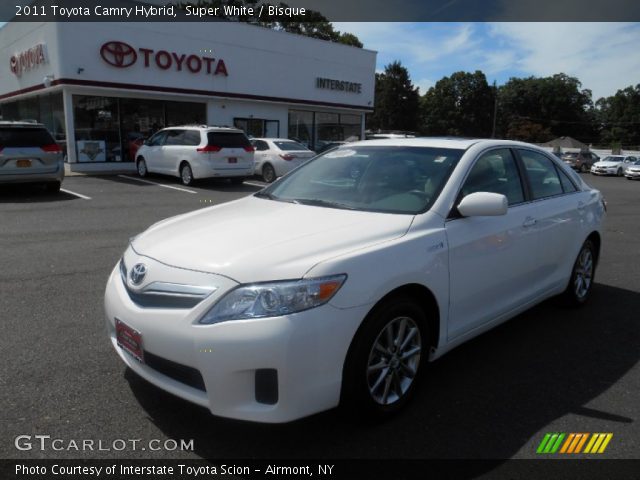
[487,23,640,99]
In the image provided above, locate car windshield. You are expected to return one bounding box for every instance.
[602,156,623,162]
[256,146,463,214]
[274,141,309,151]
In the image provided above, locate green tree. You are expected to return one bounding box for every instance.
[496,74,595,143]
[367,61,420,132]
[420,70,494,137]
[595,85,640,148]
[177,0,362,47]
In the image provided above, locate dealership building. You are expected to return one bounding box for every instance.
[0,21,376,170]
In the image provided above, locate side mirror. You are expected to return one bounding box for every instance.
[457,192,508,217]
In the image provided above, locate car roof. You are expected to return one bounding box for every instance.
[0,121,46,128]
[344,137,541,150]
[162,125,243,132]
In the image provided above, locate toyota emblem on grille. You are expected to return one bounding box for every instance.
[129,263,147,286]
[100,41,137,68]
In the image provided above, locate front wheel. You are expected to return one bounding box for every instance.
[180,163,194,186]
[617,168,623,177]
[561,239,596,306]
[341,297,427,419]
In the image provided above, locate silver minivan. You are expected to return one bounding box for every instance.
[0,121,65,192]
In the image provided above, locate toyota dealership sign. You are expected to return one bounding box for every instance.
[99,41,229,76]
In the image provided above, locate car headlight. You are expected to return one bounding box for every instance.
[198,274,347,324]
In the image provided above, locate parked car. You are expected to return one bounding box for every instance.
[562,151,599,172]
[591,155,637,176]
[251,138,315,183]
[135,126,254,186]
[624,159,640,180]
[106,138,605,423]
[0,121,64,192]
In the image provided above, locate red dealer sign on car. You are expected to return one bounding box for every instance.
[99,41,228,76]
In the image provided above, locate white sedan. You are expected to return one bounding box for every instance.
[591,155,637,176]
[105,138,605,423]
[251,138,315,183]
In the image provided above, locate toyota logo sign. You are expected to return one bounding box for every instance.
[100,41,137,68]
[129,263,147,286]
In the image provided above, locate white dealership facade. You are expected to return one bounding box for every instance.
[0,21,375,170]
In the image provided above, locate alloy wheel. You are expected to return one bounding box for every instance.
[574,247,594,299]
[366,316,422,405]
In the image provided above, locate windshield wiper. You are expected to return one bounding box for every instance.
[255,191,302,204]
[290,198,358,210]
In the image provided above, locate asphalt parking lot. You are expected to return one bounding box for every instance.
[0,172,638,465]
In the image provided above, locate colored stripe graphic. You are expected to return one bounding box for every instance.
[538,433,613,454]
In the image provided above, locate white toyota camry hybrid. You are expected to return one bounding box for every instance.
[105,138,606,423]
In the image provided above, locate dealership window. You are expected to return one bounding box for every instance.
[74,95,120,162]
[166,101,206,127]
[289,110,362,151]
[0,93,65,143]
[234,118,280,138]
[288,110,314,149]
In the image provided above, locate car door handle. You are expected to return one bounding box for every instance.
[523,217,537,227]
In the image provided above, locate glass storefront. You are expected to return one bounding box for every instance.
[73,95,206,162]
[234,118,280,138]
[289,110,362,151]
[0,92,66,145]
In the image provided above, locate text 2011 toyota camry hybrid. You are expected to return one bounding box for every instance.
[105,138,605,423]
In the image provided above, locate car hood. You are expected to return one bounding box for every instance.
[594,161,621,167]
[131,196,414,283]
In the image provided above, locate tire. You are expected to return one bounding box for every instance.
[262,163,276,183]
[617,168,623,177]
[341,296,428,419]
[45,182,61,193]
[561,239,596,307]
[180,163,194,186]
[230,177,245,185]
[137,158,147,177]
[580,163,589,173]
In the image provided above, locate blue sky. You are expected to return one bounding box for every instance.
[333,22,640,101]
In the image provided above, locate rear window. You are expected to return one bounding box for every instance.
[0,127,55,147]
[207,132,251,148]
[274,141,309,151]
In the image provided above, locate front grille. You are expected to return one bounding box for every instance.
[144,351,206,392]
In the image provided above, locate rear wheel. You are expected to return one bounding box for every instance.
[561,239,596,306]
[617,168,623,177]
[44,182,61,193]
[137,158,147,177]
[341,296,427,419]
[262,163,276,183]
[180,163,193,186]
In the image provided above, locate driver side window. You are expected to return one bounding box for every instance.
[461,149,525,205]
[148,131,167,147]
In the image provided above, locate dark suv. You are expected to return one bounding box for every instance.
[562,151,600,173]
[0,121,64,192]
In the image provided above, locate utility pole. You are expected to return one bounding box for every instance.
[491,80,498,138]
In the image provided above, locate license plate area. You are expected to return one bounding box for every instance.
[115,318,144,363]
[16,159,32,168]
[227,157,238,164]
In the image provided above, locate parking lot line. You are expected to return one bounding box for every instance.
[118,175,198,194]
[60,188,92,200]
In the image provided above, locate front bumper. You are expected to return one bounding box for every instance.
[591,167,617,175]
[104,261,369,423]
[625,170,640,178]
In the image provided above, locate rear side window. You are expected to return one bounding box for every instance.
[274,141,308,151]
[207,132,251,148]
[251,140,269,151]
[519,150,563,199]
[183,130,201,146]
[0,127,55,147]
[164,130,184,146]
[461,149,524,205]
[557,167,577,193]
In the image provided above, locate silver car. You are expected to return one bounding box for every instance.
[0,121,64,192]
